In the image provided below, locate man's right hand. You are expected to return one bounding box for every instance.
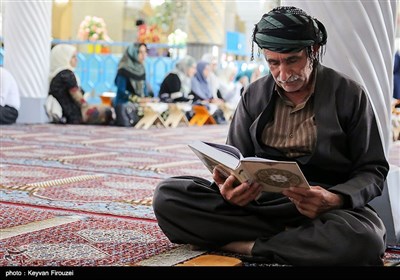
[213,168,262,206]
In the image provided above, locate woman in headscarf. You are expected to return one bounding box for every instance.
[113,43,152,126]
[201,53,220,100]
[191,61,213,102]
[191,61,226,124]
[158,55,197,103]
[48,44,113,124]
[218,63,244,111]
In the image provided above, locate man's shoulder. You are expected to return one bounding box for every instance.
[246,74,274,91]
[240,75,275,112]
[318,64,365,90]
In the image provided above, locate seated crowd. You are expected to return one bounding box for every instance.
[45,43,267,127]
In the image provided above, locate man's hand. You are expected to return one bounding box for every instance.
[282,186,344,219]
[213,167,262,206]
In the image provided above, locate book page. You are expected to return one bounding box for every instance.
[240,160,310,193]
[203,142,243,160]
[188,141,240,170]
[188,141,309,192]
[189,147,242,185]
[241,156,277,162]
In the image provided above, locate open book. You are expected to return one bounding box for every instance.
[188,140,310,193]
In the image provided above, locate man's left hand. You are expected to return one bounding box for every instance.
[282,186,344,219]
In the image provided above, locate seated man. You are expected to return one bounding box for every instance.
[153,6,389,266]
[0,67,20,124]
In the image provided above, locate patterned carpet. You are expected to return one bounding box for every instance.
[0,124,222,220]
[0,204,182,266]
[0,124,225,268]
[1,123,399,269]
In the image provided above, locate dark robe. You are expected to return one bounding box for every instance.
[153,64,389,266]
[49,70,82,124]
[159,73,194,103]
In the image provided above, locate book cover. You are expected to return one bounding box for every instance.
[188,140,310,193]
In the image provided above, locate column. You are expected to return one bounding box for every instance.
[4,0,52,123]
[235,1,275,61]
[187,0,225,46]
[283,0,395,152]
[283,0,399,244]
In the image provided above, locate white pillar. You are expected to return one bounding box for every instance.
[235,1,275,61]
[283,0,399,244]
[282,0,396,153]
[4,0,52,123]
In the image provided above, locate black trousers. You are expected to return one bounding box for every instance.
[153,176,386,266]
[0,105,18,124]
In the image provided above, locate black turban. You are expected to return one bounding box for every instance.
[252,6,327,53]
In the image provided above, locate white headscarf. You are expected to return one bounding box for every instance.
[171,55,196,96]
[49,44,77,82]
[201,53,219,99]
[201,53,217,65]
[218,64,241,106]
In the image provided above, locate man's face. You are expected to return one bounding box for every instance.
[263,49,313,93]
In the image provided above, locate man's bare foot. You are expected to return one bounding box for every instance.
[220,241,255,255]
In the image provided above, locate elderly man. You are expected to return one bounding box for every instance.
[153,6,389,266]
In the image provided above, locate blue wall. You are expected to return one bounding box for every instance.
[75,53,179,104]
[0,45,179,104]
[0,45,259,105]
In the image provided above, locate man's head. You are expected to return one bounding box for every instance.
[252,6,327,92]
[252,6,327,65]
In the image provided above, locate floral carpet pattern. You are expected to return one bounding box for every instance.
[0,124,399,268]
[0,124,225,267]
[0,204,179,266]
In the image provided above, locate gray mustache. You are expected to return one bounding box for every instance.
[277,76,300,83]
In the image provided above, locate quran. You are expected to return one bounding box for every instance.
[189,140,310,193]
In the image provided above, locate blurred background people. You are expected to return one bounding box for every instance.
[49,44,114,125]
[0,66,20,124]
[218,64,247,111]
[113,42,153,126]
[392,50,400,140]
[158,55,197,103]
[393,50,400,102]
[191,60,226,124]
[201,53,220,100]
[191,61,213,102]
